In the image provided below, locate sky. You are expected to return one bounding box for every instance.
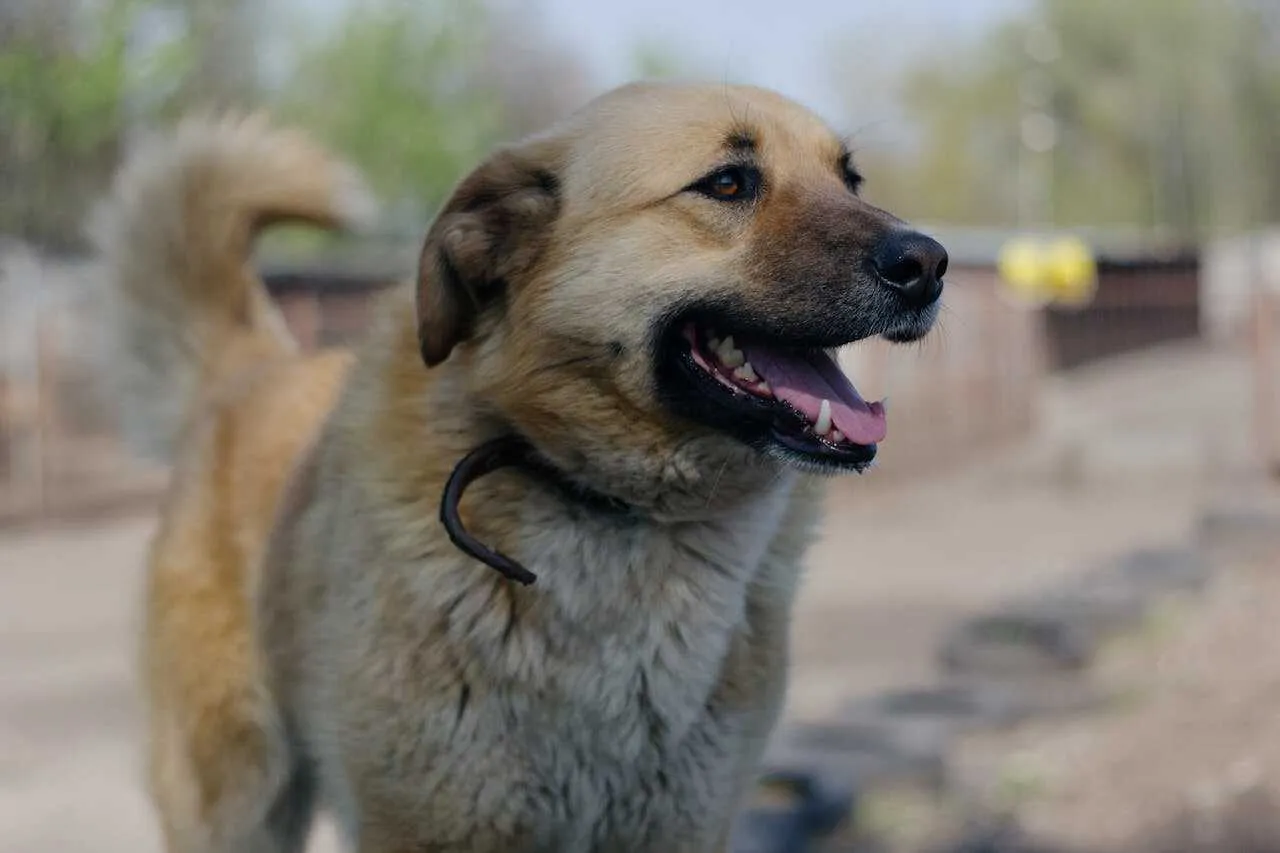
[534,0,1027,124]
[289,0,1029,139]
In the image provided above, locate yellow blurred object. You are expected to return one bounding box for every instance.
[996,235,1097,308]
[1044,236,1098,307]
[997,237,1052,304]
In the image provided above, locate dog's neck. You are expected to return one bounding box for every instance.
[328,313,805,741]
[341,301,800,572]
[439,434,636,585]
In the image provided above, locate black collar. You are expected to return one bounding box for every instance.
[439,435,633,585]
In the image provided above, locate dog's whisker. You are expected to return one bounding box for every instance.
[704,457,732,508]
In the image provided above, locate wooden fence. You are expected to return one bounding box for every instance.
[0,251,168,526]
[834,263,1044,480]
[1255,290,1280,478]
[1042,254,1201,371]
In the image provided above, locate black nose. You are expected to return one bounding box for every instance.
[872,231,948,308]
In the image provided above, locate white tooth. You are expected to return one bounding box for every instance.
[708,336,722,352]
[881,396,889,414]
[758,381,772,395]
[831,429,845,443]
[815,399,832,435]
[718,336,745,368]
[734,361,758,383]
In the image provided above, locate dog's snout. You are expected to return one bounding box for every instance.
[872,231,948,309]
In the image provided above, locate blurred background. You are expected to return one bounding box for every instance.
[2,1,1279,851]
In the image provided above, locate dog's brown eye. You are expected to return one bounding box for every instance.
[710,171,742,197]
[694,166,761,202]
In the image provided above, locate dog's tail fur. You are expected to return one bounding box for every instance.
[88,112,376,462]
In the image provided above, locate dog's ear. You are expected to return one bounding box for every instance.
[415,137,564,367]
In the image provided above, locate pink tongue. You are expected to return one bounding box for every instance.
[741,345,887,445]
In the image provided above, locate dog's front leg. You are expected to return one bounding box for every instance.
[705,477,823,853]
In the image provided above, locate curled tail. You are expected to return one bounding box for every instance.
[88,112,376,461]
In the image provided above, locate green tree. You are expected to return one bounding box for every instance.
[0,0,150,249]
[0,0,259,251]
[477,0,591,139]
[273,0,508,228]
[166,0,261,112]
[841,0,1280,238]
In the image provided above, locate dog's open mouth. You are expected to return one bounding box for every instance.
[666,321,885,471]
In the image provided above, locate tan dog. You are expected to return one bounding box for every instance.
[92,84,947,853]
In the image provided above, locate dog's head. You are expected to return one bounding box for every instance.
[415,82,947,514]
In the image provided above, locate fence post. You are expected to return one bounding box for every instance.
[34,308,58,517]
[1256,290,1279,479]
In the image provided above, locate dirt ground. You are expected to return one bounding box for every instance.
[946,543,1280,852]
[0,340,1269,853]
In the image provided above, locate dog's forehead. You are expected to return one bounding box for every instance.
[556,83,842,203]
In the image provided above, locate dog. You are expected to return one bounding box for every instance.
[91,83,947,852]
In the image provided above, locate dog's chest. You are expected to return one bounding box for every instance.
[445,494,783,845]
[431,499,789,852]
[472,693,750,852]
[311,484,796,852]
[504,490,790,740]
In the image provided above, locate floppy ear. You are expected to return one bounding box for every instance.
[415,138,564,367]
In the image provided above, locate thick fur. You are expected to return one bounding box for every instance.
[101,84,937,853]
[87,112,375,462]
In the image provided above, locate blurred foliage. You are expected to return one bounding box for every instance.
[272,0,504,226]
[0,0,256,251]
[0,0,170,250]
[163,0,260,113]
[858,0,1280,239]
[264,0,589,249]
[6,0,1280,253]
[0,0,589,251]
[630,39,696,80]
[0,0,137,155]
[627,35,753,94]
[476,1,591,140]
